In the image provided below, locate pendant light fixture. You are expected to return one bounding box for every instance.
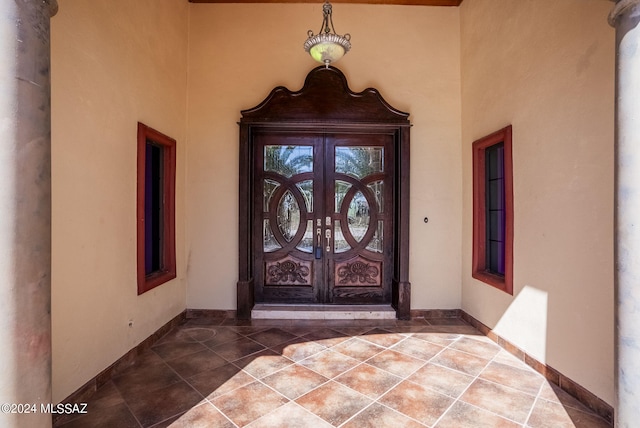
[304,1,351,68]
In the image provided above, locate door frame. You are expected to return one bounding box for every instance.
[237,66,411,319]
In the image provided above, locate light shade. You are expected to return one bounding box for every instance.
[304,1,351,67]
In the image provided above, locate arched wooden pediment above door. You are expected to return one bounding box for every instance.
[237,66,411,319]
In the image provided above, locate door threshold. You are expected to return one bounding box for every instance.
[251,304,396,320]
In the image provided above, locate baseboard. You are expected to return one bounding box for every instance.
[185,309,237,319]
[459,310,613,424]
[53,310,186,426]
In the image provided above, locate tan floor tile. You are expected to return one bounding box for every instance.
[152,341,208,361]
[270,338,327,361]
[233,349,294,379]
[366,349,425,378]
[430,348,490,376]
[165,349,228,378]
[527,399,611,428]
[332,337,385,361]
[359,328,406,347]
[449,336,502,360]
[186,363,252,398]
[262,364,329,399]
[201,328,244,347]
[247,401,333,428]
[159,402,235,428]
[127,381,203,427]
[379,380,454,426]
[479,361,544,396]
[334,363,402,398]
[300,328,351,347]
[298,349,360,378]
[435,400,521,428]
[408,363,475,398]
[460,378,536,424]
[391,336,445,361]
[56,402,139,428]
[296,380,372,426]
[411,330,461,347]
[209,337,266,362]
[342,403,426,428]
[248,328,299,347]
[211,381,288,427]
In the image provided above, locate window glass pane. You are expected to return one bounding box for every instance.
[488,241,505,275]
[263,219,281,252]
[367,180,384,213]
[485,142,506,276]
[347,191,369,242]
[296,180,313,212]
[489,210,505,242]
[486,143,504,180]
[276,190,300,242]
[335,180,351,213]
[366,220,384,253]
[334,220,350,253]
[263,179,280,211]
[488,178,504,211]
[265,145,313,178]
[296,220,314,253]
[335,146,383,179]
[145,142,163,275]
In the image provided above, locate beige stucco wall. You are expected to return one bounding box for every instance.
[48,0,615,408]
[51,0,189,402]
[460,0,615,404]
[186,4,463,310]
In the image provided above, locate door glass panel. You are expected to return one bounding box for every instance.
[265,145,313,178]
[296,180,314,212]
[335,147,383,179]
[263,219,281,252]
[366,220,384,253]
[347,191,369,242]
[264,179,280,211]
[296,220,314,253]
[335,180,351,213]
[334,220,351,253]
[367,181,384,213]
[277,190,300,242]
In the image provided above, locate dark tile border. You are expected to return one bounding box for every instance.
[53,310,186,426]
[459,310,613,424]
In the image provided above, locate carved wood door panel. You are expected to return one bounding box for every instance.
[254,131,394,304]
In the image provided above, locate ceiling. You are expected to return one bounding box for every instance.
[189,0,462,6]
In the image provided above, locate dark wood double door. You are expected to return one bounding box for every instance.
[254,131,394,305]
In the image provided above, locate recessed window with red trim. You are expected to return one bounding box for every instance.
[137,122,176,295]
[472,125,513,294]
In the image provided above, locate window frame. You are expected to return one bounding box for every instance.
[136,122,177,295]
[472,125,513,295]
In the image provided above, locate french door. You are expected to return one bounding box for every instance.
[253,131,395,305]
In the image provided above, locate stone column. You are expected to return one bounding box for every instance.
[610,1,640,427]
[0,1,56,427]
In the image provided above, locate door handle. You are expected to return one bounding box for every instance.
[315,227,322,259]
[325,228,331,252]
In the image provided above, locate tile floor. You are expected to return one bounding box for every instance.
[55,317,611,428]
